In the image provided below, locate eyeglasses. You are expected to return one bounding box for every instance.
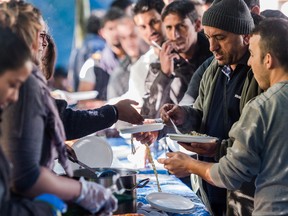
[39,32,47,40]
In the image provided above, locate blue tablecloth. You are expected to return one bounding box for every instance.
[107,137,210,215]
[136,169,210,216]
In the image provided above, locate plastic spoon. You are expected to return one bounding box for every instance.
[170,118,183,135]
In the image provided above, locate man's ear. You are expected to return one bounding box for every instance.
[243,34,250,46]
[265,53,273,70]
[99,28,104,38]
[194,19,202,32]
[251,5,260,15]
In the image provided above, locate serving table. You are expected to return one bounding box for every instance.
[108,137,210,216]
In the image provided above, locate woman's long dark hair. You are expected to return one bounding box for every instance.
[41,34,56,80]
[0,26,31,75]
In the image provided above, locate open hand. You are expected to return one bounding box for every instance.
[114,99,144,124]
[158,152,194,178]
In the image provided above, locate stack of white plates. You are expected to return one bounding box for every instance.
[146,192,194,213]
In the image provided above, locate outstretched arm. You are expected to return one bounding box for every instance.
[158,152,215,185]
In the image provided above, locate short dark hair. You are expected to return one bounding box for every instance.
[243,0,260,9]
[132,0,165,16]
[252,18,288,71]
[251,13,265,26]
[161,0,198,24]
[86,14,101,34]
[110,0,133,10]
[0,27,31,75]
[260,9,288,20]
[100,7,125,28]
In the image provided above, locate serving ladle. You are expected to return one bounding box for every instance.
[66,145,116,178]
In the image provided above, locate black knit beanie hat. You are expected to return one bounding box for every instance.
[202,0,254,34]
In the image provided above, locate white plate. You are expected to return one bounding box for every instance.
[167,133,217,143]
[165,137,196,156]
[120,123,164,134]
[66,90,98,101]
[146,192,194,213]
[69,136,113,170]
[52,90,98,101]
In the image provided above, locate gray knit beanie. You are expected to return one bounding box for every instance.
[202,0,254,34]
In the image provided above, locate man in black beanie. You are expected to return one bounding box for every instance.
[157,0,257,215]
[195,1,255,215]
[181,0,262,105]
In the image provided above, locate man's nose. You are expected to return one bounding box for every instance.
[209,38,219,52]
[9,90,19,104]
[42,38,48,48]
[147,25,156,36]
[171,28,180,41]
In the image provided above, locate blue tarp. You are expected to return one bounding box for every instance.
[27,0,113,71]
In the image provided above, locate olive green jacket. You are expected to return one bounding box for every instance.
[178,58,262,159]
[178,58,262,216]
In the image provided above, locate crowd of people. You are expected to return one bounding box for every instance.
[0,0,288,215]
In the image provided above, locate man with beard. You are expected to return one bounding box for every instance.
[181,0,261,105]
[140,0,212,119]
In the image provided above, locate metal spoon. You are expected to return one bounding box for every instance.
[131,135,136,155]
[170,118,183,135]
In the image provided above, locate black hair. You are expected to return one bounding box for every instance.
[100,7,125,28]
[132,0,165,16]
[86,14,101,34]
[0,27,31,75]
[260,9,288,20]
[41,34,56,80]
[161,0,198,24]
[252,18,288,71]
[110,0,133,10]
[251,13,265,26]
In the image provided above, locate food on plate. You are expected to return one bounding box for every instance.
[188,131,208,137]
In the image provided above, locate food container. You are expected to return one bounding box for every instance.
[73,167,149,199]
[73,168,149,214]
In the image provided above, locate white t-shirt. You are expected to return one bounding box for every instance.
[108,47,158,106]
[79,58,96,84]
